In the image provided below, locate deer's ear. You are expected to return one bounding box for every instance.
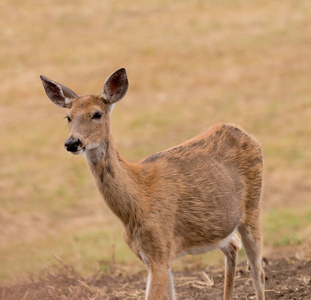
[102,68,129,105]
[40,75,78,108]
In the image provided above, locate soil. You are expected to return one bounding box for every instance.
[1,256,311,300]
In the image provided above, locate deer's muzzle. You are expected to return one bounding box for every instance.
[64,136,82,154]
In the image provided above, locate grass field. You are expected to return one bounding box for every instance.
[1,0,311,283]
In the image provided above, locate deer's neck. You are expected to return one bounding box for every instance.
[85,137,139,225]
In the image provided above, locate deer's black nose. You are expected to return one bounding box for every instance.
[64,137,82,152]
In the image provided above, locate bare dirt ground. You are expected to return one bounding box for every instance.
[1,256,311,300]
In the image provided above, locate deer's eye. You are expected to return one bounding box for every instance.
[66,115,72,123]
[92,111,102,120]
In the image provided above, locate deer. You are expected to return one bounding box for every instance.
[40,68,265,300]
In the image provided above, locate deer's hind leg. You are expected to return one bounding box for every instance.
[238,210,265,300]
[238,147,265,299]
[220,233,241,300]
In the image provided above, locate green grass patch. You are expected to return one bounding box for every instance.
[264,208,311,247]
[0,226,139,283]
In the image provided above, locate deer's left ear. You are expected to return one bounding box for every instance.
[102,68,129,105]
[40,75,78,108]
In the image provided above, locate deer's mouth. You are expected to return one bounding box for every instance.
[69,148,84,155]
[65,141,101,155]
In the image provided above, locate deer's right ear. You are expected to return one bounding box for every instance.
[40,75,78,108]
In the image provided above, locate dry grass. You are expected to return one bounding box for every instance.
[1,257,311,299]
[1,0,311,283]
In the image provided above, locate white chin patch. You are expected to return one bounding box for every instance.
[85,143,100,151]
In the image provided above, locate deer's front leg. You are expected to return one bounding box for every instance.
[145,264,171,300]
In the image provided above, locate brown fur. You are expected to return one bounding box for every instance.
[40,69,265,300]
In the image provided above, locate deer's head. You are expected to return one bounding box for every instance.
[40,68,128,155]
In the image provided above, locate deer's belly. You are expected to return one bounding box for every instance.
[175,230,237,259]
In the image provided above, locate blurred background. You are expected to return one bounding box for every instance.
[1,0,311,283]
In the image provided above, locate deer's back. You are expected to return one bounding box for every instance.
[142,123,262,185]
